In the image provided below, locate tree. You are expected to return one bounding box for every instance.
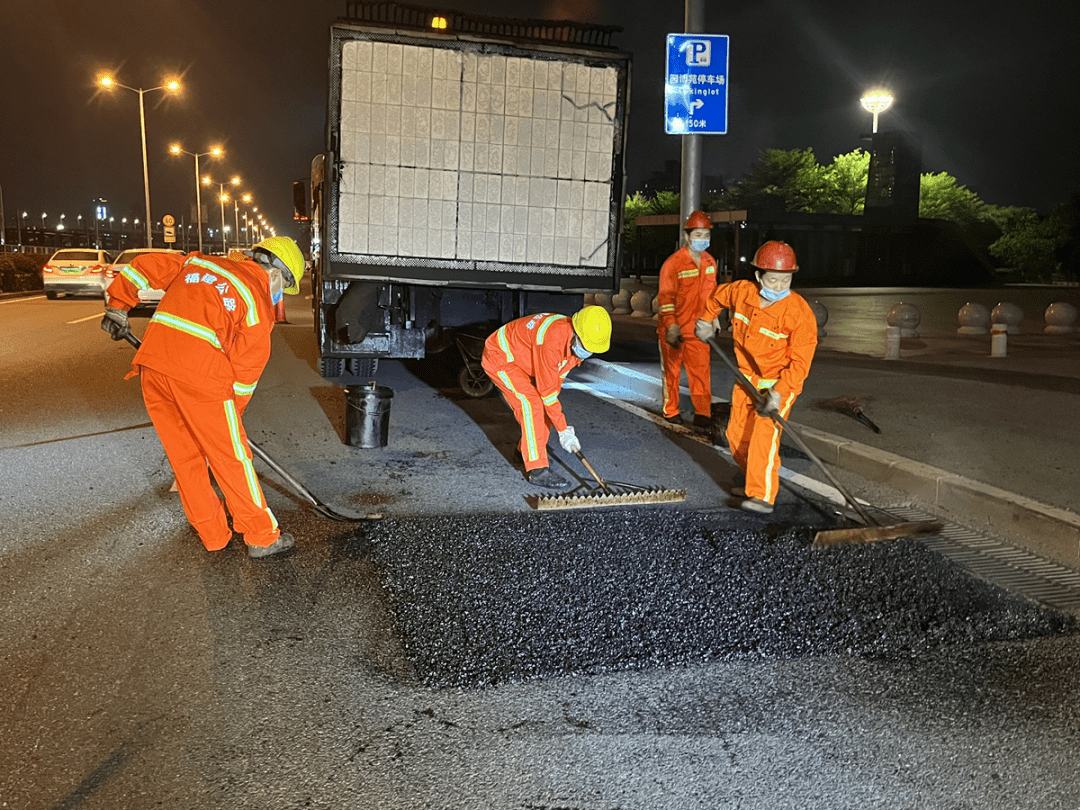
[722,148,830,213]
[821,149,870,215]
[988,205,1071,283]
[918,172,987,228]
[622,191,681,268]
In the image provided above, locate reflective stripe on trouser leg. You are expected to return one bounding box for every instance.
[490,366,549,470]
[140,368,232,550]
[743,389,797,504]
[145,370,279,547]
[659,338,684,419]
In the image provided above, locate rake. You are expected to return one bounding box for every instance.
[530,449,686,511]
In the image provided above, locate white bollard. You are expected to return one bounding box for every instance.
[885,325,901,360]
[990,323,1008,357]
[957,302,990,334]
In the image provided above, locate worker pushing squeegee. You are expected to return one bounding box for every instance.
[693,240,819,515]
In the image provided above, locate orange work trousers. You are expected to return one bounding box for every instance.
[140,367,280,550]
[659,336,713,419]
[725,384,798,505]
[486,364,554,471]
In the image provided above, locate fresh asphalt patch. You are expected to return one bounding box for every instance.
[354,508,1077,688]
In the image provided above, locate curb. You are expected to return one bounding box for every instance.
[582,358,1080,570]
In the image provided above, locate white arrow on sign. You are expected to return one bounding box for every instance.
[692,99,705,112]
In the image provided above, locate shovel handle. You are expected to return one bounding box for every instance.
[574,450,611,494]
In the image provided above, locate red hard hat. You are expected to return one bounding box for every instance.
[683,210,712,230]
[751,240,799,272]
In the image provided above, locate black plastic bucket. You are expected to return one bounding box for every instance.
[344,383,394,448]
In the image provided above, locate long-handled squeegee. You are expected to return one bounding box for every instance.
[707,337,941,548]
[122,332,374,522]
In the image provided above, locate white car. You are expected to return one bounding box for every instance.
[106,248,185,306]
[42,248,114,299]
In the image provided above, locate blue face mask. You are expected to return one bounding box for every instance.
[759,285,790,302]
[690,238,710,252]
[572,341,592,360]
[271,288,284,305]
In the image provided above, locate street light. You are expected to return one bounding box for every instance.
[202,174,240,254]
[860,90,894,134]
[170,143,222,253]
[58,214,66,231]
[98,73,181,248]
[233,192,251,250]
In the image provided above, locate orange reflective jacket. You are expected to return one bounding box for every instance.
[656,246,718,338]
[700,280,818,398]
[107,251,274,410]
[482,313,582,433]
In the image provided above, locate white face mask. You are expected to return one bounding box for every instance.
[690,238,710,252]
[572,338,592,360]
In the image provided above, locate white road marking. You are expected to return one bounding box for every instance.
[0,295,45,305]
[67,312,105,324]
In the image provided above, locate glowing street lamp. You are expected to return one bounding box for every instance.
[233,192,251,249]
[860,90,894,134]
[170,143,222,253]
[98,73,181,248]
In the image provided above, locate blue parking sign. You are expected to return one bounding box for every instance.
[665,34,729,135]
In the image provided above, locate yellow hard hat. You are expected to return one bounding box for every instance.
[571,305,612,354]
[254,236,305,294]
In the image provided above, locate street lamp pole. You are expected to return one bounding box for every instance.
[98,74,181,249]
[860,90,894,134]
[170,144,221,253]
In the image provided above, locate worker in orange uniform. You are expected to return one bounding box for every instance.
[694,241,818,514]
[482,306,612,489]
[100,237,306,558]
[657,210,718,428]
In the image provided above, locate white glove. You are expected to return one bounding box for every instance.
[101,307,130,341]
[694,318,717,343]
[757,387,781,415]
[665,323,683,347]
[557,425,581,454]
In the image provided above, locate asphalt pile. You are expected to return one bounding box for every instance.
[366,509,1076,688]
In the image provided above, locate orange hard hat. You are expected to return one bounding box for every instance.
[751,240,799,272]
[683,210,712,230]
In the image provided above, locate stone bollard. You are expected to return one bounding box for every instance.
[885,325,901,360]
[1044,302,1078,334]
[610,287,632,315]
[594,292,614,313]
[583,293,596,306]
[991,302,1023,334]
[629,289,654,318]
[651,295,660,322]
[957,302,990,334]
[990,323,1008,357]
[887,302,921,337]
[809,300,829,338]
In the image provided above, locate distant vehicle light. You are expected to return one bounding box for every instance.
[431,16,447,29]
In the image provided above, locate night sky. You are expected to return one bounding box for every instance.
[2,0,1077,241]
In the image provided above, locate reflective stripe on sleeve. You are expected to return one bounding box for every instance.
[120,265,151,290]
[496,326,514,363]
[542,391,558,406]
[233,381,258,397]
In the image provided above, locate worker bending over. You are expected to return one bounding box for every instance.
[694,241,818,514]
[657,210,718,428]
[101,237,306,558]
[482,306,612,489]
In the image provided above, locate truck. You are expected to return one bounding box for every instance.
[309,0,632,396]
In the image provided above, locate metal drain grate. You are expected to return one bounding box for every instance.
[881,505,1080,614]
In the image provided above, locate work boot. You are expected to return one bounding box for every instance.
[737,497,774,515]
[527,466,570,489]
[729,486,746,498]
[663,413,683,425]
[692,414,713,429]
[248,532,296,559]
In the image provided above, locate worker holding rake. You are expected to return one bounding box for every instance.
[483,306,612,490]
[694,241,818,514]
